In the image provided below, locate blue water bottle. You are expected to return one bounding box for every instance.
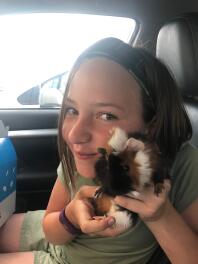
[0,120,17,227]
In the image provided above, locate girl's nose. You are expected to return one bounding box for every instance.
[67,117,92,144]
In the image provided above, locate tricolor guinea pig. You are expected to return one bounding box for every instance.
[91,127,169,231]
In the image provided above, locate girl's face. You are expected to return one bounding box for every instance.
[62,58,146,178]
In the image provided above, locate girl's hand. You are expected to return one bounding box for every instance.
[65,186,116,235]
[114,180,171,223]
[91,217,128,237]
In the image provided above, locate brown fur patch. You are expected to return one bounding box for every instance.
[94,194,112,216]
[119,150,140,189]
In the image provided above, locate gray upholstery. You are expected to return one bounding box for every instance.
[156,13,198,147]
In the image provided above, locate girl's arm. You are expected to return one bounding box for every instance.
[42,179,115,245]
[42,178,74,244]
[146,199,198,264]
[114,182,198,264]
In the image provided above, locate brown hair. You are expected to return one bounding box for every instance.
[58,37,192,192]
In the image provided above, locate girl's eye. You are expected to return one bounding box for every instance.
[65,107,78,116]
[97,112,118,121]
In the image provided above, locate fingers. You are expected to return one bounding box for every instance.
[125,180,171,202]
[73,198,115,234]
[76,181,171,233]
[80,216,115,234]
[114,194,146,213]
[114,180,172,217]
[93,224,125,237]
[139,179,171,198]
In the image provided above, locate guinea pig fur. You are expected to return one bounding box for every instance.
[91,127,169,231]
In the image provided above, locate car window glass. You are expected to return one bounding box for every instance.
[0,13,136,109]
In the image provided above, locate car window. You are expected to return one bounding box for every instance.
[0,13,136,109]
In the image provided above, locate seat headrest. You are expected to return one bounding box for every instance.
[156,13,198,97]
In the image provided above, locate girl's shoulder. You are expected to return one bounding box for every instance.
[173,142,198,171]
[170,142,198,213]
[179,141,198,157]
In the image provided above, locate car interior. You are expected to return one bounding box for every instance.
[0,1,197,263]
[156,12,198,148]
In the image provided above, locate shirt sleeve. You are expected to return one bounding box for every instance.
[170,143,198,213]
[57,162,65,185]
[57,162,74,198]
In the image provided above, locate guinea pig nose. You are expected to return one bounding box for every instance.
[97,148,107,155]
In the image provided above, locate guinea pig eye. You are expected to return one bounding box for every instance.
[122,165,129,171]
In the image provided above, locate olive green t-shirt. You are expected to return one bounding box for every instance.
[57,142,198,264]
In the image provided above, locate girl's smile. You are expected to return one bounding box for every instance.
[73,151,98,160]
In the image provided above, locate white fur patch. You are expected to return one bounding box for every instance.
[108,127,128,152]
[127,191,141,199]
[107,203,132,230]
[135,150,153,188]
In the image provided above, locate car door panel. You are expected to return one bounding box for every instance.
[0,109,60,212]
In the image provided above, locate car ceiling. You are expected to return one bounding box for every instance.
[0,0,198,52]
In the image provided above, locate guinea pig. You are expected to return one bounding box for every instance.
[90,127,169,231]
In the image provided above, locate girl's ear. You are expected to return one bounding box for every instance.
[144,116,157,141]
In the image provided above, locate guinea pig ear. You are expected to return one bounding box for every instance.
[126,138,145,152]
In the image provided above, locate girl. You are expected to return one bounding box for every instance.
[0,37,198,264]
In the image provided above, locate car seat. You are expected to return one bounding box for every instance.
[156,12,198,147]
